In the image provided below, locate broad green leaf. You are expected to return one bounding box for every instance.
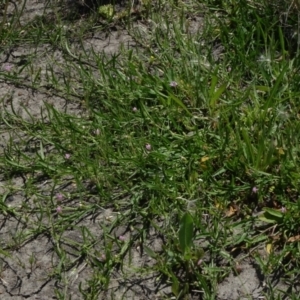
[210,83,227,108]
[250,234,268,244]
[171,274,179,296]
[258,208,283,225]
[262,208,283,218]
[258,215,277,224]
[255,85,270,92]
[179,213,194,254]
[209,75,218,99]
[144,245,156,259]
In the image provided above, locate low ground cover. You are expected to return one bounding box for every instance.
[1,0,300,299]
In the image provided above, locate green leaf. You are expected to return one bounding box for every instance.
[98,4,114,19]
[209,75,218,99]
[255,85,270,93]
[259,208,283,224]
[258,215,277,224]
[263,62,289,110]
[171,273,180,296]
[250,234,268,244]
[179,212,194,254]
[210,83,227,108]
[168,93,191,116]
[144,245,156,259]
[262,208,283,218]
[0,248,11,258]
[39,140,45,160]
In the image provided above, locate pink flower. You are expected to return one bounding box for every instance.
[119,235,126,241]
[56,193,63,202]
[65,153,71,159]
[197,259,203,266]
[145,143,151,151]
[100,254,106,262]
[3,64,13,72]
[170,81,178,87]
[252,186,258,194]
[56,206,62,214]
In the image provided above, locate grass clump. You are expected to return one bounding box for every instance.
[1,0,300,299]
